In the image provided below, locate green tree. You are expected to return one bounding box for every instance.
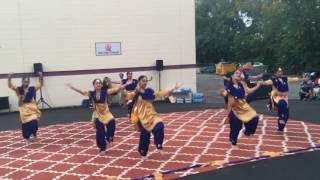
[196,0,320,74]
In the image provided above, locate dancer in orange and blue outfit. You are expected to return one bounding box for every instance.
[127,75,182,156]
[262,68,306,132]
[8,72,43,143]
[220,69,262,147]
[67,79,130,155]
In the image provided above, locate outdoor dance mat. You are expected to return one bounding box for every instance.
[0,109,319,179]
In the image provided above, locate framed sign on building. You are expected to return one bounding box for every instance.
[95,42,122,56]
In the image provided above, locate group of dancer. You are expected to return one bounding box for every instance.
[220,65,306,147]
[8,67,305,155]
[8,72,182,156]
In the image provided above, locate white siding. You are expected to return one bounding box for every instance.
[0,0,196,111]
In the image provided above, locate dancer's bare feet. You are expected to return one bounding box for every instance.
[244,132,254,138]
[25,139,30,144]
[99,150,106,156]
[277,129,285,134]
[231,144,239,150]
[108,142,113,148]
[30,136,38,142]
[141,156,148,160]
[156,149,163,155]
[33,136,38,142]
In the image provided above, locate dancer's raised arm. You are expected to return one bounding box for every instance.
[154,82,183,98]
[246,81,262,94]
[67,84,88,96]
[107,81,131,95]
[8,73,17,91]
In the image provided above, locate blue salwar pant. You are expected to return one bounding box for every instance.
[275,99,289,131]
[22,120,38,140]
[229,112,259,145]
[138,122,164,156]
[95,119,116,152]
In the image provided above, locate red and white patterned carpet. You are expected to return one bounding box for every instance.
[0,109,319,180]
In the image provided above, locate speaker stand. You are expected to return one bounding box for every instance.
[37,88,52,109]
[158,71,161,91]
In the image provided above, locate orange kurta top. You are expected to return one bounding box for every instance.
[264,77,299,106]
[228,97,257,122]
[225,81,258,122]
[128,88,169,132]
[10,84,42,124]
[82,88,116,124]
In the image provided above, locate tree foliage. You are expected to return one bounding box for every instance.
[196,0,320,73]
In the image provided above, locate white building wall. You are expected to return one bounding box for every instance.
[0,0,196,111]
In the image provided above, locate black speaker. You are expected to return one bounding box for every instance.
[0,96,9,110]
[156,60,163,71]
[33,63,43,76]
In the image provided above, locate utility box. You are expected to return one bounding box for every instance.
[215,63,237,75]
